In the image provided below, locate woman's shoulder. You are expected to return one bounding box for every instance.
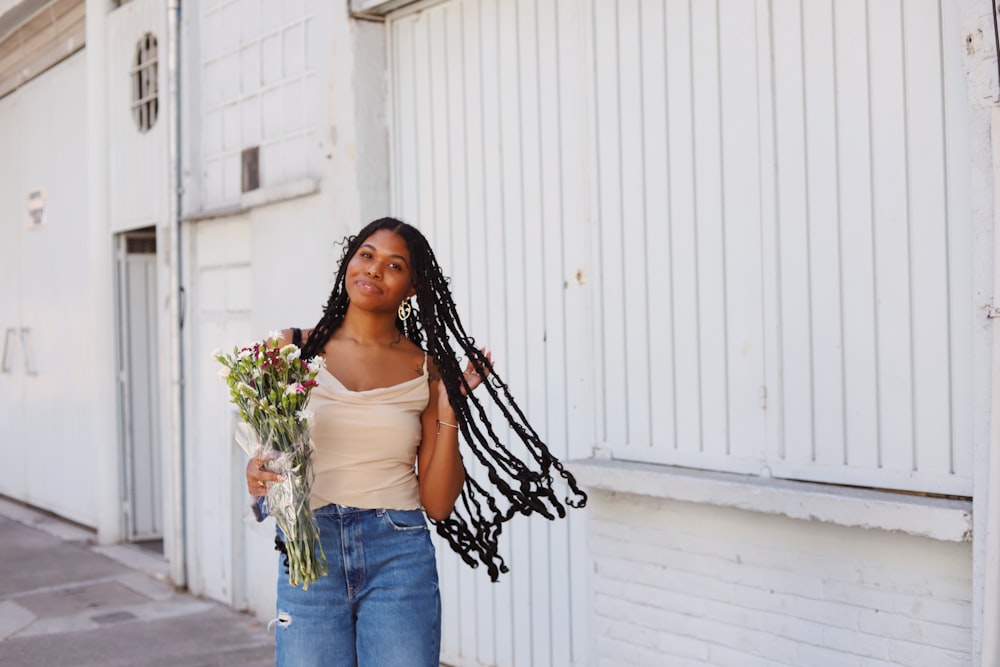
[393,337,433,380]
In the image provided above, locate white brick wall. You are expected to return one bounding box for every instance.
[588,490,972,666]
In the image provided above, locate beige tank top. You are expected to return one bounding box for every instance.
[307,355,428,511]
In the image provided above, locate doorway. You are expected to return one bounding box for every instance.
[115,228,163,551]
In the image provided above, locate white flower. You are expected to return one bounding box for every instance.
[218,367,230,378]
[285,382,307,395]
[268,330,282,341]
[281,344,301,360]
[307,356,326,372]
[297,409,314,423]
[238,348,252,359]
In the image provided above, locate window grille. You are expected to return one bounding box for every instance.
[131,33,158,132]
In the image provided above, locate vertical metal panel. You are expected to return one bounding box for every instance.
[868,0,914,475]
[581,0,970,492]
[592,0,767,471]
[941,0,973,482]
[591,0,627,449]
[767,0,970,494]
[801,0,845,469]
[689,0,729,459]
[389,2,593,666]
[771,0,813,466]
[639,0,675,459]
[833,0,880,472]
[903,0,952,476]
[718,0,766,464]
[664,0,701,457]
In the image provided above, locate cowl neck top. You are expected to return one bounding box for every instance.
[307,355,429,511]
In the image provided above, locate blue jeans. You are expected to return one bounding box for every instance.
[274,504,441,667]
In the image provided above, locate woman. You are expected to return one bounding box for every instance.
[245,217,586,666]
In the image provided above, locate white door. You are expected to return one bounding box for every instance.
[117,232,163,542]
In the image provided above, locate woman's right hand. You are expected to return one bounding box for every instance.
[246,455,283,498]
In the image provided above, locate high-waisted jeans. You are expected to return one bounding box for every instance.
[274,504,441,667]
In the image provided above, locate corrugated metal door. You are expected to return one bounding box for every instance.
[762,0,973,495]
[387,0,975,663]
[581,0,973,496]
[589,0,768,473]
[388,1,593,665]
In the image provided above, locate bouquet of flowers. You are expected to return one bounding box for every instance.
[216,333,327,589]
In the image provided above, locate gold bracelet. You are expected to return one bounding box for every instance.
[436,419,459,435]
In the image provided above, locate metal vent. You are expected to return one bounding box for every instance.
[242,146,260,192]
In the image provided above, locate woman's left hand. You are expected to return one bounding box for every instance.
[461,347,491,393]
[437,348,491,408]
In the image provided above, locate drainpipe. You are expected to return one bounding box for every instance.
[165,0,188,589]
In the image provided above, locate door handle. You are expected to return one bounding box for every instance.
[1,328,15,373]
[20,328,37,376]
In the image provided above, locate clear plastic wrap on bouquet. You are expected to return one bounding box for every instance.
[236,423,327,589]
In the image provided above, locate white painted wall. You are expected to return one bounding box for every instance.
[0,50,105,527]
[588,489,972,667]
[957,0,1000,661]
[180,0,391,615]
[188,0,326,214]
[113,0,1000,664]
[106,0,169,233]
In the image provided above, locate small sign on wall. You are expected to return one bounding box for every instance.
[26,188,46,229]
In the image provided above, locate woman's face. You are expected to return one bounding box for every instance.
[345,229,416,312]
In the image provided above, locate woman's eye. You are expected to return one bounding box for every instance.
[360,252,372,259]
[389,263,401,271]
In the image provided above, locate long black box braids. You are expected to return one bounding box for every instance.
[301,217,587,581]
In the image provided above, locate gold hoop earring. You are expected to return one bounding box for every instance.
[398,299,412,321]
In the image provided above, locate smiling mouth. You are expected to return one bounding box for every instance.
[355,279,383,294]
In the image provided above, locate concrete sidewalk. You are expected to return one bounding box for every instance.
[0,497,274,667]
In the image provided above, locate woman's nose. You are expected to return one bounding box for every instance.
[367,262,381,278]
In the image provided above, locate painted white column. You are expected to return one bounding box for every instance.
[85,0,121,545]
[325,9,389,231]
[982,105,1000,667]
[164,0,186,588]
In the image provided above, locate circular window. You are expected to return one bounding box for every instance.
[131,33,158,132]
